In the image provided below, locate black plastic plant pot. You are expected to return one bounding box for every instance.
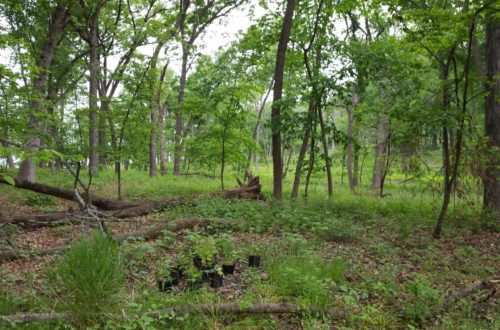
[193,256,203,269]
[201,268,213,282]
[172,266,184,280]
[222,263,235,275]
[157,278,177,292]
[248,255,261,267]
[209,273,224,289]
[186,279,203,291]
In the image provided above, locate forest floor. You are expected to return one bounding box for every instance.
[0,168,498,329]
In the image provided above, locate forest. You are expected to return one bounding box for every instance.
[0,0,499,329]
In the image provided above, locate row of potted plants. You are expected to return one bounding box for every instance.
[157,233,262,291]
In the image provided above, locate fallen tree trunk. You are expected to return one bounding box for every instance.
[0,177,264,227]
[0,218,228,262]
[0,176,135,211]
[0,302,345,324]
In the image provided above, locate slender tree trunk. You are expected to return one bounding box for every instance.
[347,91,359,191]
[371,115,389,189]
[304,123,316,198]
[98,107,107,166]
[317,104,333,197]
[483,14,500,214]
[221,139,225,190]
[174,49,188,176]
[291,99,314,199]
[271,0,295,200]
[247,80,273,170]
[18,5,69,182]
[433,58,453,239]
[159,100,168,175]
[148,42,165,177]
[282,148,293,179]
[88,6,101,176]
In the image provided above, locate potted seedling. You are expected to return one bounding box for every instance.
[248,245,263,268]
[184,263,204,291]
[209,266,224,289]
[217,235,237,275]
[187,234,217,270]
[156,260,179,291]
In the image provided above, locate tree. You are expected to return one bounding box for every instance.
[483,9,499,214]
[14,3,70,181]
[271,0,296,200]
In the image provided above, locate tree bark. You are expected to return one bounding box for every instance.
[148,42,165,177]
[0,302,346,324]
[483,14,500,214]
[433,56,454,239]
[174,48,188,175]
[247,79,273,170]
[159,100,168,175]
[0,175,135,210]
[18,5,69,182]
[371,114,389,189]
[347,90,359,191]
[271,0,295,200]
[88,4,102,176]
[317,104,333,197]
[290,103,312,200]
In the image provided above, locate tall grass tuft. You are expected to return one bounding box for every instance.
[48,232,125,328]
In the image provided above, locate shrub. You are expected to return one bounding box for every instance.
[48,232,125,327]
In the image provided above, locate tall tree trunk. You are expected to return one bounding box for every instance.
[291,100,314,199]
[271,0,295,200]
[148,42,165,177]
[159,100,168,175]
[88,6,101,177]
[317,104,333,197]
[433,56,453,239]
[98,107,107,166]
[174,48,188,176]
[282,147,293,179]
[371,114,389,189]
[347,91,359,191]
[18,5,69,182]
[247,80,273,170]
[483,15,500,214]
[304,123,316,198]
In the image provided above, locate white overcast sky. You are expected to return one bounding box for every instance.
[147,0,268,75]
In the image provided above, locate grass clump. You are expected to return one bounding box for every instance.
[266,254,346,307]
[48,232,125,328]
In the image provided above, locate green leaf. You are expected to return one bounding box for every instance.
[1,174,15,186]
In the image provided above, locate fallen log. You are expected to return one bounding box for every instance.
[0,177,264,227]
[0,210,81,229]
[0,302,345,324]
[0,218,229,262]
[0,176,135,211]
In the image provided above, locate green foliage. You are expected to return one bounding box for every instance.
[25,193,55,208]
[404,277,441,324]
[266,253,346,307]
[47,232,125,328]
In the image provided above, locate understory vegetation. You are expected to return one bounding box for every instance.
[0,0,499,329]
[0,168,498,329]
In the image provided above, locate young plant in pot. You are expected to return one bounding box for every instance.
[156,259,179,292]
[183,262,204,291]
[209,266,224,289]
[217,235,237,275]
[247,245,263,268]
[187,233,217,270]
